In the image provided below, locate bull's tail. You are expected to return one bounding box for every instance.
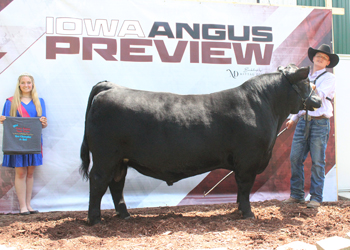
[80,80,115,180]
[80,132,90,181]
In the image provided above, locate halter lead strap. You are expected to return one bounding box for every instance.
[282,72,314,140]
[282,73,310,108]
[304,71,328,140]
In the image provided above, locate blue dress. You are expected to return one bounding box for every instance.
[1,98,46,168]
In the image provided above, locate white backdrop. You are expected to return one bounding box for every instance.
[335,55,350,191]
[0,0,337,213]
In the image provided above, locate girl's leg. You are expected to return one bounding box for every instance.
[26,165,36,211]
[15,167,28,213]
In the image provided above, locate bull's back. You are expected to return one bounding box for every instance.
[89,87,231,147]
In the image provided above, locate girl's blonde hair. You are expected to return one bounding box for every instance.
[10,73,42,117]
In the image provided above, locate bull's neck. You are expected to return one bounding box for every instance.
[252,73,299,127]
[273,74,301,125]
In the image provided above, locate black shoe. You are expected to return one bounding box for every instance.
[29,210,39,214]
[19,211,30,215]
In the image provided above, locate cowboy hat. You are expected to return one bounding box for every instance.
[308,44,339,68]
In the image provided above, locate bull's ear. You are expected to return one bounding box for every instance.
[295,66,310,80]
[285,66,310,83]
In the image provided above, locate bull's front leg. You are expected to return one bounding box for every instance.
[235,173,256,219]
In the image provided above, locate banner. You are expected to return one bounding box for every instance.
[0,0,336,213]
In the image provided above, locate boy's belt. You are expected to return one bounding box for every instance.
[303,115,328,121]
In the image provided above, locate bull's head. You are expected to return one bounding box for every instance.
[278,64,321,113]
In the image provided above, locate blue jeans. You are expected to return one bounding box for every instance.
[290,117,330,202]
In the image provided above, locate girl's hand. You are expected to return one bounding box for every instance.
[40,116,47,128]
[0,116,6,124]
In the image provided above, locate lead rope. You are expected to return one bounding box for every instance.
[304,109,310,139]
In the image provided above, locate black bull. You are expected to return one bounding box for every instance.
[80,64,321,225]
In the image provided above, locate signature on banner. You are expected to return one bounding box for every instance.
[227,67,263,79]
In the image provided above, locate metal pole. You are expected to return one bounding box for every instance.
[203,127,288,197]
[277,127,287,137]
[203,171,233,196]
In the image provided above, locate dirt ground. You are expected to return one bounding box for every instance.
[0,199,349,250]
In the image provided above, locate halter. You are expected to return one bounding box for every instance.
[283,71,328,139]
[282,73,314,110]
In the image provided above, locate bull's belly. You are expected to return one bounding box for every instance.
[126,156,226,185]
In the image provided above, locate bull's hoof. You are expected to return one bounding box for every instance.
[87,217,102,226]
[116,203,131,219]
[120,213,131,220]
[117,211,131,220]
[237,208,255,219]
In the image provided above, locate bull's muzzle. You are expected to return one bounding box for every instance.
[304,90,322,111]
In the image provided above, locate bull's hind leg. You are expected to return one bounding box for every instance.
[235,173,256,219]
[88,165,110,225]
[109,164,130,219]
[88,152,120,225]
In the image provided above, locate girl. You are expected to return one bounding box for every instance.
[0,73,47,215]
